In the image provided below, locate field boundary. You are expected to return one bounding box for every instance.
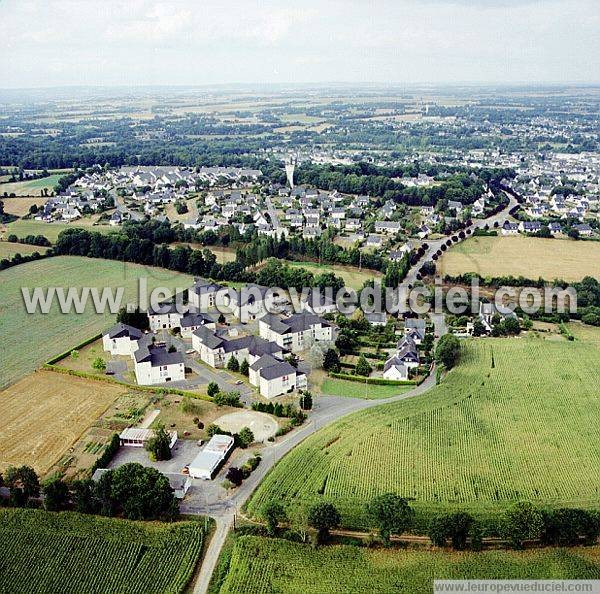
[43,364,213,401]
[328,371,420,386]
[43,333,213,402]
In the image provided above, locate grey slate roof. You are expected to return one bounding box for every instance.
[180,312,215,328]
[261,311,329,335]
[259,360,296,380]
[105,323,142,340]
[134,345,184,367]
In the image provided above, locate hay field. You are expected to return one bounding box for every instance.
[439,236,600,282]
[0,371,126,474]
[1,197,47,217]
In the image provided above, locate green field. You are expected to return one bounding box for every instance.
[0,241,49,258]
[0,508,207,594]
[2,219,116,244]
[248,334,600,529]
[0,256,192,387]
[0,174,67,196]
[217,536,600,594]
[321,377,413,399]
[285,260,382,290]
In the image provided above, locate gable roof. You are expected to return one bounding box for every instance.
[105,322,142,341]
[259,360,296,381]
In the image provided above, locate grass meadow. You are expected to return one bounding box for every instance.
[285,260,382,290]
[0,241,49,258]
[0,173,67,196]
[1,218,116,243]
[0,255,192,387]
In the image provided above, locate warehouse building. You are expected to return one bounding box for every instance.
[188,434,235,480]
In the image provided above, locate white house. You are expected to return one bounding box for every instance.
[383,357,409,381]
[387,336,420,370]
[192,326,283,369]
[417,225,431,239]
[302,288,338,316]
[188,278,223,311]
[249,354,307,398]
[404,318,426,344]
[147,302,184,331]
[502,222,519,236]
[259,312,335,353]
[133,344,185,385]
[102,323,143,356]
[179,311,216,338]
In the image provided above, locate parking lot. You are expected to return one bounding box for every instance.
[108,438,201,474]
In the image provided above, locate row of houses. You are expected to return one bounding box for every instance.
[102,323,186,385]
[382,319,426,381]
[502,220,594,236]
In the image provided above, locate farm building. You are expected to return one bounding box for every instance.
[119,427,178,449]
[92,468,191,499]
[188,434,235,480]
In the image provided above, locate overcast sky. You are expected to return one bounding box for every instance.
[0,0,598,88]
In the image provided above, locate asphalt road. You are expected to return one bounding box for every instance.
[402,192,518,289]
[189,313,447,594]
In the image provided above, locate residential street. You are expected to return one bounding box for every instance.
[402,192,518,289]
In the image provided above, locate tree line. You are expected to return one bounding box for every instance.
[0,462,178,521]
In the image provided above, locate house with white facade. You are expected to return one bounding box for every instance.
[102,323,143,356]
[147,302,184,331]
[249,354,307,398]
[259,312,335,353]
[188,277,223,311]
[404,318,426,344]
[179,312,217,338]
[192,326,283,369]
[133,343,185,385]
[383,357,409,381]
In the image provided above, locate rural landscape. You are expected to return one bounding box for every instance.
[0,1,599,593]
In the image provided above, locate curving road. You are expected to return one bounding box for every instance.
[189,313,446,593]
[188,195,516,594]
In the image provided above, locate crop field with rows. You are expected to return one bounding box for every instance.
[247,333,600,529]
[0,509,207,594]
[218,536,600,594]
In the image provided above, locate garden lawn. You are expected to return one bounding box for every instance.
[320,377,413,399]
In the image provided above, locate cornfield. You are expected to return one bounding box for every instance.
[0,509,206,594]
[219,536,600,594]
[248,334,600,529]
